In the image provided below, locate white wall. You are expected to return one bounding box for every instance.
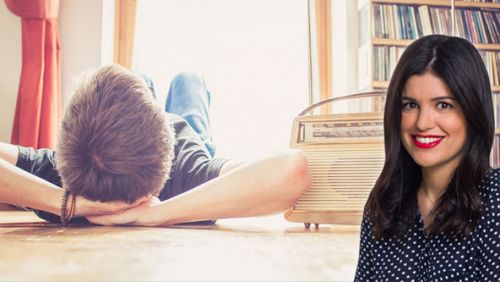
[0,2,21,142]
[59,0,114,106]
[133,0,310,160]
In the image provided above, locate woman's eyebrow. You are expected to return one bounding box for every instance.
[401,96,456,101]
[401,96,416,101]
[430,96,457,101]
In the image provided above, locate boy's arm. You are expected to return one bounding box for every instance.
[87,149,311,226]
[0,142,19,165]
[0,142,134,218]
[0,157,63,215]
[217,159,244,175]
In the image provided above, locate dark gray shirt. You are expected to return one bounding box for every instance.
[16,113,228,224]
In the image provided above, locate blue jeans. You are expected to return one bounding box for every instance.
[140,73,216,157]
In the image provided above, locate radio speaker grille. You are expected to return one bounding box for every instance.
[295,147,384,211]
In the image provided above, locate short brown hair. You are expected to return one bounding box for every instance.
[56,64,175,203]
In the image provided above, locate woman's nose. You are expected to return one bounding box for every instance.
[416,107,435,131]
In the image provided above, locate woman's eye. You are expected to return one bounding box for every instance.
[402,102,417,110]
[437,102,453,109]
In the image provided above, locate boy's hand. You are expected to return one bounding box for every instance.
[86,197,161,226]
[74,195,150,217]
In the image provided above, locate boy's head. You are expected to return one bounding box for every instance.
[56,64,175,203]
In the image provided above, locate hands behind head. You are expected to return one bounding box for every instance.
[85,196,161,226]
[74,194,155,218]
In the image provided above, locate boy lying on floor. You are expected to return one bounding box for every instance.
[0,64,310,226]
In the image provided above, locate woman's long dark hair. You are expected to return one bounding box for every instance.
[366,35,494,239]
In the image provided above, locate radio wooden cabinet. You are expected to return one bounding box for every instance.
[285,112,384,227]
[285,92,386,227]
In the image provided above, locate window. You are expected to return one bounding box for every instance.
[132,0,310,160]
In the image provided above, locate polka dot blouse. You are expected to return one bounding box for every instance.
[355,169,500,281]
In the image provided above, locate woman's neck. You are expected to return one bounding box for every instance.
[418,164,456,229]
[421,160,458,194]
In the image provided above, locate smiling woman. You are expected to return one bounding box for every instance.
[400,73,467,181]
[355,35,500,281]
[400,72,469,229]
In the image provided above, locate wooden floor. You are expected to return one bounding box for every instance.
[0,211,361,281]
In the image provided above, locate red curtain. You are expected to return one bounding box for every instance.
[5,0,61,149]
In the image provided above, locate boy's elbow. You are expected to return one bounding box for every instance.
[278,149,311,208]
[289,149,311,195]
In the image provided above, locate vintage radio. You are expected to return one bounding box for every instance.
[284,92,386,228]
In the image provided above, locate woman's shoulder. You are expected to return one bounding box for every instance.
[478,168,500,215]
[479,168,500,190]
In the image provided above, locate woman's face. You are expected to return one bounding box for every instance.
[400,72,467,173]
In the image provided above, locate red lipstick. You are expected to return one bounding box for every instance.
[412,135,444,149]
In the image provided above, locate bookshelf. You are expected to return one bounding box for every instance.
[358,0,500,91]
[357,0,500,166]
